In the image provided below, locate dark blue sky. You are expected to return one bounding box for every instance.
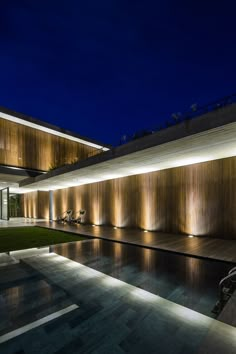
[1,1,235,145]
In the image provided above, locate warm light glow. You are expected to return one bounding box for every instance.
[0,111,109,150]
[113,242,122,261]
[113,185,125,227]
[15,121,236,193]
[91,194,101,225]
[185,188,204,235]
[139,174,158,231]
[144,230,148,233]
[188,235,194,238]
[113,226,117,229]
[92,239,101,255]
[142,248,153,271]
[74,188,82,213]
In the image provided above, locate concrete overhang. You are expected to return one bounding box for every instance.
[0,165,46,193]
[18,104,236,193]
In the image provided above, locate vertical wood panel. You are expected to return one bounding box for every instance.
[47,156,236,239]
[222,157,236,236]
[0,118,101,171]
[38,191,49,219]
[21,191,49,219]
[22,192,38,218]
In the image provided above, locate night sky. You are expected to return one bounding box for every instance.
[1,1,235,146]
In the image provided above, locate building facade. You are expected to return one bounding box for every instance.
[1,101,236,239]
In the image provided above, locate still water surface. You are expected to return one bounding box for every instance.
[51,239,234,317]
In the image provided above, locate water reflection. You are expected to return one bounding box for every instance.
[142,248,153,272]
[51,239,234,317]
[4,286,21,308]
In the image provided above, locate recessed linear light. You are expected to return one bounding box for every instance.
[0,111,109,151]
[172,157,212,167]
[133,167,158,175]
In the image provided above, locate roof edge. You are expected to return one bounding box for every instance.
[20,103,236,188]
[0,106,111,151]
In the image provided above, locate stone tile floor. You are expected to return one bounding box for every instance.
[0,262,74,338]
[0,218,46,228]
[51,239,234,318]
[0,253,235,354]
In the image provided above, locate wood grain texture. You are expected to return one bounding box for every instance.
[0,118,100,171]
[21,191,49,219]
[50,156,236,239]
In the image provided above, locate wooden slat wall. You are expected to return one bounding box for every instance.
[21,191,49,219]
[37,191,50,219]
[0,118,100,171]
[21,192,38,218]
[51,156,236,239]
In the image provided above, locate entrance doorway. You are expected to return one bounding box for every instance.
[0,187,9,220]
[9,194,21,217]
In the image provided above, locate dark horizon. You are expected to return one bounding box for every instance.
[1,1,235,145]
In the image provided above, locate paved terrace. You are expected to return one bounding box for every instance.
[0,253,235,354]
[39,222,236,263]
[0,218,46,228]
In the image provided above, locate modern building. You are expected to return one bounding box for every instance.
[1,98,236,240]
[0,106,109,220]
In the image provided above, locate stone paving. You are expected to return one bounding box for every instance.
[0,218,46,228]
[0,253,235,354]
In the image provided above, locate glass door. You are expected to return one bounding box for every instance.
[9,194,21,217]
[0,187,9,220]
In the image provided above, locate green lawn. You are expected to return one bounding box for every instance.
[0,226,87,252]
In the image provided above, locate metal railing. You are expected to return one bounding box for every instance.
[218,266,236,310]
